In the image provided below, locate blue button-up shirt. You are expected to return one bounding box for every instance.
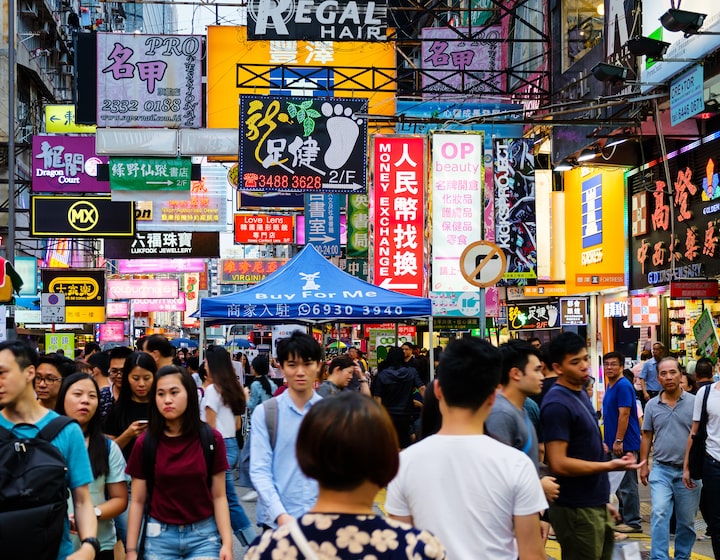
[249,390,323,527]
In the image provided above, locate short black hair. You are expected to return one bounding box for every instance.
[437,337,500,411]
[84,342,101,355]
[499,339,540,385]
[276,331,323,365]
[602,351,625,364]
[548,332,587,370]
[87,351,110,376]
[108,346,133,363]
[297,393,398,490]
[143,334,174,358]
[0,340,38,370]
[695,357,714,380]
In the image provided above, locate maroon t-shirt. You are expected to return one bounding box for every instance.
[127,429,229,524]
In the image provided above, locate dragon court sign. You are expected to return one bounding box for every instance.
[247,0,388,40]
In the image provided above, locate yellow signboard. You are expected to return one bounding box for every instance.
[564,167,627,294]
[206,26,396,130]
[45,105,97,134]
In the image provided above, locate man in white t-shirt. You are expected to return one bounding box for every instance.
[385,337,548,560]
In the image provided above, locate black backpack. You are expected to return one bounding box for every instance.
[0,416,74,560]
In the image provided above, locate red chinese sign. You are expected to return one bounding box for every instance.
[234,214,294,244]
[372,136,425,296]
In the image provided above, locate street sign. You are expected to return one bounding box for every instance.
[109,158,192,193]
[460,241,507,288]
[41,293,66,324]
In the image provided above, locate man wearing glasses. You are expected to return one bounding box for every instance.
[35,353,65,410]
[602,351,643,534]
[101,346,133,418]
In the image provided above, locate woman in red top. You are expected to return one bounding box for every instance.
[125,365,233,560]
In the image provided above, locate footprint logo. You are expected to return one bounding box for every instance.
[321,102,363,170]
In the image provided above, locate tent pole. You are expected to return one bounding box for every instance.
[428,315,434,380]
[199,318,206,362]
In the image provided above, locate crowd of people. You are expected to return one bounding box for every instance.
[1,330,718,560]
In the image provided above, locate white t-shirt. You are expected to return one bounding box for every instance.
[385,434,547,560]
[694,383,720,461]
[201,384,236,438]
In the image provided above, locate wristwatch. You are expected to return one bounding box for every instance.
[81,537,101,556]
[94,506,102,518]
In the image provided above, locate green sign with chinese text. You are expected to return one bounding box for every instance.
[109,158,192,192]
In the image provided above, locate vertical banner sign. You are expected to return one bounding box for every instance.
[239,94,368,193]
[347,194,369,257]
[304,194,342,256]
[183,273,200,325]
[431,132,484,291]
[96,33,202,128]
[372,136,425,296]
[493,138,537,285]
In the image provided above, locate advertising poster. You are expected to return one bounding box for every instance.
[493,138,537,285]
[32,135,108,193]
[347,194,369,258]
[96,33,202,128]
[430,132,483,292]
[693,307,720,359]
[105,231,220,259]
[372,136,425,296]
[40,269,106,323]
[304,194,342,256]
[240,94,367,193]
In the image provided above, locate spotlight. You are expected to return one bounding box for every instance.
[577,146,600,162]
[605,137,629,149]
[660,9,706,35]
[591,62,629,84]
[554,160,575,172]
[626,36,670,59]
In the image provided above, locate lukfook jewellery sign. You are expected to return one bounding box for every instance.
[96,33,202,128]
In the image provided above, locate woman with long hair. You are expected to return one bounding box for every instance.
[203,347,257,545]
[244,392,446,559]
[103,351,157,548]
[126,365,234,560]
[246,354,277,414]
[56,373,128,560]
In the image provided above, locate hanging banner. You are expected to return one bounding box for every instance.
[372,135,425,296]
[96,33,202,128]
[31,196,134,237]
[493,138,537,285]
[183,273,200,326]
[347,194,369,258]
[32,135,108,193]
[304,194,342,256]
[507,302,561,330]
[694,307,720,359]
[104,231,220,258]
[40,268,106,323]
[430,132,483,292]
[220,258,288,284]
[234,214,294,244]
[109,157,192,197]
[240,94,367,193]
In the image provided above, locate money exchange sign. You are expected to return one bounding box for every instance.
[240,94,367,193]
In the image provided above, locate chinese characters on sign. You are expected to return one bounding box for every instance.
[240,94,367,193]
[104,231,220,259]
[97,33,202,128]
[430,132,483,291]
[41,269,106,323]
[109,157,192,193]
[421,27,505,99]
[32,136,108,193]
[304,194,341,256]
[629,138,720,289]
[234,214,294,244]
[493,138,537,285]
[372,136,425,296]
[506,302,560,330]
[347,194,369,258]
[220,259,288,284]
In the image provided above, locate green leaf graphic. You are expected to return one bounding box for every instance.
[287,104,298,118]
[301,100,313,109]
[307,109,321,118]
[297,109,306,122]
[304,119,315,136]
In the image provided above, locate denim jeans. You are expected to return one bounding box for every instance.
[703,454,720,558]
[224,437,256,545]
[616,451,642,527]
[144,515,220,560]
[649,462,701,560]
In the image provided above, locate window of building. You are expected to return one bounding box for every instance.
[563,0,604,71]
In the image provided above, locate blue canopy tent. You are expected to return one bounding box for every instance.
[197,244,433,323]
[195,244,434,361]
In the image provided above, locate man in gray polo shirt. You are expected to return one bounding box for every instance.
[639,356,701,560]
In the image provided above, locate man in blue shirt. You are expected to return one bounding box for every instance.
[602,351,642,533]
[541,333,644,560]
[250,331,323,530]
[0,340,97,560]
[640,342,666,404]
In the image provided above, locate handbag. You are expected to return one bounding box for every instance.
[688,383,713,480]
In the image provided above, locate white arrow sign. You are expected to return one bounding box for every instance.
[379,278,419,290]
[309,235,336,244]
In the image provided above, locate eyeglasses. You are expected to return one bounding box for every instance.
[35,375,62,385]
[109,368,123,375]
